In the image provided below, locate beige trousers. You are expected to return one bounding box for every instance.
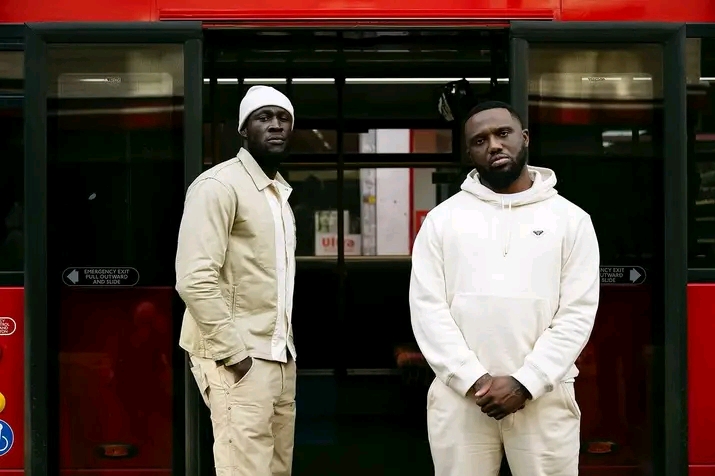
[427,377,581,476]
[189,355,297,476]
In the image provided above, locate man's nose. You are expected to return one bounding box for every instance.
[267,118,283,130]
[487,137,502,152]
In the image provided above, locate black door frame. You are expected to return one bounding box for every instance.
[23,21,203,476]
[509,21,688,476]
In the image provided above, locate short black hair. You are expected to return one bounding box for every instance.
[465,100,525,129]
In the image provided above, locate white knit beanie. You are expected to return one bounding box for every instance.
[238,85,295,132]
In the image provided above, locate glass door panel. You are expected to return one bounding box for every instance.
[46,43,184,473]
[531,42,662,474]
[510,22,687,476]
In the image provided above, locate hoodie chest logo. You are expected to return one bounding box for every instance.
[533,230,544,236]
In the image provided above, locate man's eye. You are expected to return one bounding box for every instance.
[499,130,509,137]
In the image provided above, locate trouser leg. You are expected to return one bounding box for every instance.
[426,377,503,476]
[190,355,282,476]
[271,358,297,476]
[503,381,580,476]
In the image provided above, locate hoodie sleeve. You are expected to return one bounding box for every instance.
[175,177,249,366]
[512,215,600,400]
[409,214,489,396]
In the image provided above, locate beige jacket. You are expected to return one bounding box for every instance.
[176,149,295,366]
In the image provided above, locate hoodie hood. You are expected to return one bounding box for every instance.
[460,166,559,257]
[461,165,558,206]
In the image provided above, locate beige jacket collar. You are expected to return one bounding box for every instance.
[238,148,291,192]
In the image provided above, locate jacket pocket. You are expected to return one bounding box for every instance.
[235,274,275,316]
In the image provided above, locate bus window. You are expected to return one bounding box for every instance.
[0,51,23,276]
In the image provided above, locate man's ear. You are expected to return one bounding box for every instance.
[522,129,529,148]
[239,127,248,139]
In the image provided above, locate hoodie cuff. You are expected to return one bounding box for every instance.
[449,359,489,397]
[512,364,551,401]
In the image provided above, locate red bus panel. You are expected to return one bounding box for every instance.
[688,283,715,476]
[58,287,173,476]
[0,287,24,474]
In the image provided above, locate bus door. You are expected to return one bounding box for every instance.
[510,22,688,476]
[23,23,203,476]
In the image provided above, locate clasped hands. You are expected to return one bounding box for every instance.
[470,373,531,420]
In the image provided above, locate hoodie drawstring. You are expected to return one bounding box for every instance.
[500,197,512,257]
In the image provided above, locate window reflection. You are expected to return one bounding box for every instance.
[529,43,664,473]
[286,163,457,257]
[0,124,23,272]
[687,38,715,267]
[287,170,339,256]
[0,51,23,94]
[0,51,23,273]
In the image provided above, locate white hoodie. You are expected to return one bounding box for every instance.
[409,166,600,401]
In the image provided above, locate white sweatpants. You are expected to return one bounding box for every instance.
[427,377,581,476]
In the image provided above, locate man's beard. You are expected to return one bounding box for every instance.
[475,145,528,191]
[247,139,290,168]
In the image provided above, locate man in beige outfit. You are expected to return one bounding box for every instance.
[176,85,298,476]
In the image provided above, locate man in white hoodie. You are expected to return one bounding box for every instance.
[409,101,600,476]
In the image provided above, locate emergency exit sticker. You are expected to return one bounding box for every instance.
[0,318,16,337]
[600,266,647,285]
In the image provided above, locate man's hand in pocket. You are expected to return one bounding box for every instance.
[225,356,253,385]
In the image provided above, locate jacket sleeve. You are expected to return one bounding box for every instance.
[409,214,488,396]
[175,177,249,365]
[512,215,600,400]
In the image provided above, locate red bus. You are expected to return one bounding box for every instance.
[0,2,713,476]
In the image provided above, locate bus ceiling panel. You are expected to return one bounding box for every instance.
[211,49,495,64]
[206,70,496,84]
[216,53,494,66]
[207,69,497,83]
[209,43,497,55]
